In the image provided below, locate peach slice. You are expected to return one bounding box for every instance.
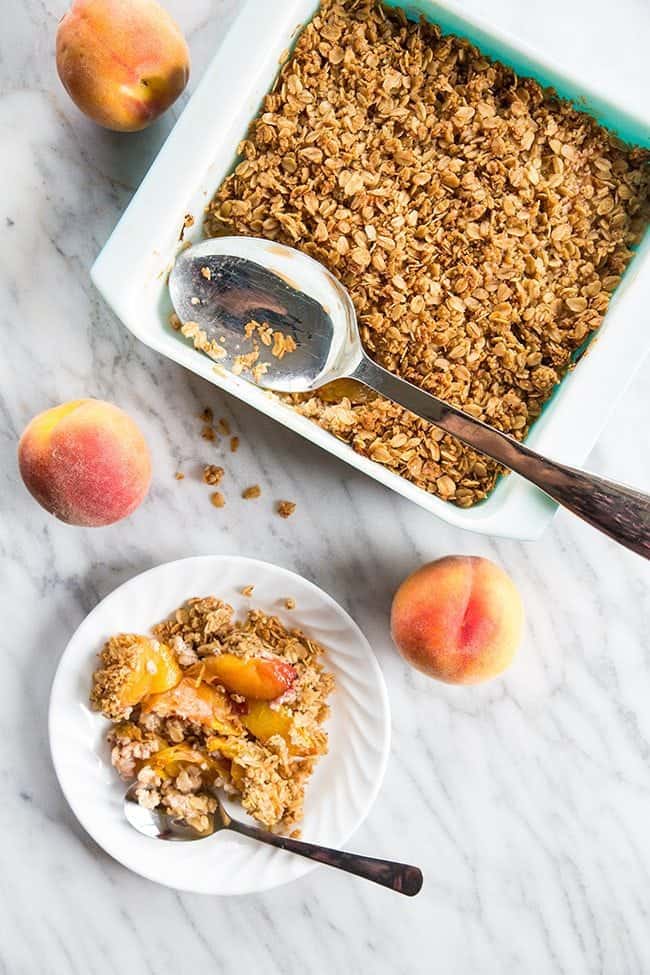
[186,654,296,700]
[204,737,249,792]
[148,744,230,779]
[241,702,318,756]
[205,735,246,761]
[120,638,181,706]
[90,635,181,718]
[149,744,207,777]
[141,677,241,734]
[241,700,294,742]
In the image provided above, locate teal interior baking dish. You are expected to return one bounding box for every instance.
[387,0,649,146]
[91,0,650,541]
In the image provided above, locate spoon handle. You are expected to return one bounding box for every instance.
[226,818,422,895]
[352,355,650,559]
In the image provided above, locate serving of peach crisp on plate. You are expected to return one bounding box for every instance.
[90,596,334,835]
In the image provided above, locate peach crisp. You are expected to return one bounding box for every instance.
[90,596,334,833]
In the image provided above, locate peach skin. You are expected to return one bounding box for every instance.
[18,399,151,526]
[391,556,524,684]
[56,0,190,132]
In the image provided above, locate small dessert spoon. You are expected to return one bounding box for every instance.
[124,783,423,896]
[169,236,650,559]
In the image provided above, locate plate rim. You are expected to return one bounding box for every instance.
[48,554,391,895]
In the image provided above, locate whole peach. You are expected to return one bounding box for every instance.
[18,399,151,526]
[391,556,524,684]
[56,0,190,132]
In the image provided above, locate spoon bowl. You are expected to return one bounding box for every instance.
[169,237,361,392]
[123,783,423,896]
[123,782,205,841]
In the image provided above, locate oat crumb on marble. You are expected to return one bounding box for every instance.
[203,465,224,485]
[277,501,296,518]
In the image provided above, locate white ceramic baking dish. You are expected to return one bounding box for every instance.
[91,0,650,541]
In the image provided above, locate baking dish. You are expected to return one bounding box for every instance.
[91,0,650,541]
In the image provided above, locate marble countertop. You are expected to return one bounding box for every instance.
[2,1,650,972]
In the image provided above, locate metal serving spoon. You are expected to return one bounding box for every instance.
[124,784,423,896]
[169,236,650,559]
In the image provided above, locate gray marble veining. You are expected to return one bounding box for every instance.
[2,1,650,972]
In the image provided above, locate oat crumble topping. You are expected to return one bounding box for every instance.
[91,597,334,832]
[202,0,650,507]
[90,634,145,719]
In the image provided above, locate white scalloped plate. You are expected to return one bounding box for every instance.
[49,556,390,895]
